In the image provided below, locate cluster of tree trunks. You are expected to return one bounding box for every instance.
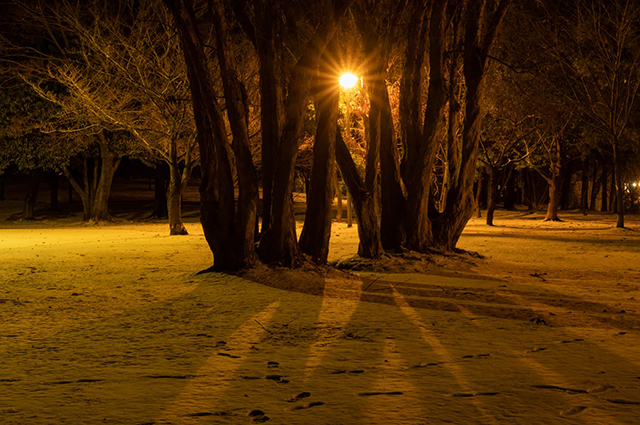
[164,0,512,271]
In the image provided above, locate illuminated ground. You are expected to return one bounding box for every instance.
[1,205,639,424]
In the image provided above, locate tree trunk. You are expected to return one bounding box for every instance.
[544,171,562,221]
[299,37,339,264]
[22,170,40,220]
[589,159,600,210]
[609,166,617,213]
[502,164,517,210]
[601,159,608,212]
[167,163,187,235]
[363,30,405,251]
[486,166,498,226]
[89,137,120,223]
[0,175,5,201]
[580,157,589,212]
[258,5,348,266]
[211,0,259,265]
[336,130,384,258]
[62,163,91,220]
[335,173,343,222]
[166,0,252,271]
[401,1,446,252]
[431,0,510,251]
[475,174,482,218]
[613,142,624,227]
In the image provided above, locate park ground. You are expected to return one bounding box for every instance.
[1,180,640,424]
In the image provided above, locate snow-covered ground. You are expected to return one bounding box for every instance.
[1,204,639,424]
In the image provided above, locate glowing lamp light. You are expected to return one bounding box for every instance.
[339,73,358,89]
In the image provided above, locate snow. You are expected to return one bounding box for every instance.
[1,204,639,424]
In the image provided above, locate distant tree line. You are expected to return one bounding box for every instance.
[1,0,639,271]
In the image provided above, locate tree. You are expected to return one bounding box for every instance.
[544,0,640,227]
[164,0,258,270]
[0,82,77,219]
[298,37,339,264]
[9,0,199,232]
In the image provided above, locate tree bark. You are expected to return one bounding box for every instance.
[336,130,384,258]
[402,0,446,252]
[299,37,339,264]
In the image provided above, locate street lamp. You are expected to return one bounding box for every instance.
[339,72,358,228]
[339,73,358,89]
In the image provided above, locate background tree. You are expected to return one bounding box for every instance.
[7,0,199,232]
[542,0,640,227]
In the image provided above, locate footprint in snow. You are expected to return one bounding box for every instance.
[248,409,270,422]
[286,392,311,402]
[560,406,588,417]
[290,401,325,410]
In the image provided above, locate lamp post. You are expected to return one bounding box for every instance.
[339,73,358,228]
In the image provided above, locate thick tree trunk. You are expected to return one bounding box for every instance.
[211,0,259,265]
[402,1,446,252]
[258,5,348,266]
[363,32,405,252]
[431,0,510,251]
[22,170,40,220]
[336,130,384,258]
[299,38,339,264]
[252,1,284,236]
[166,0,251,271]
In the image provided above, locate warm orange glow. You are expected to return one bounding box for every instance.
[339,73,358,89]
